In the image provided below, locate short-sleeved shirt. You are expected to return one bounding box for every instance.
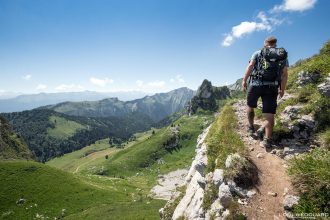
[249,49,289,85]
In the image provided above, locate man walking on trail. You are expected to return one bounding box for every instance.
[242,36,289,150]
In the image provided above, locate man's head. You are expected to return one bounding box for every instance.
[264,36,277,48]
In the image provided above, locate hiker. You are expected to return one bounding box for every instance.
[241,36,289,149]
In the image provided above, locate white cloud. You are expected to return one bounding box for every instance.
[170,74,186,83]
[272,0,317,12]
[176,75,185,83]
[36,84,47,91]
[222,11,276,47]
[55,84,84,92]
[136,80,144,87]
[90,77,114,87]
[135,80,166,92]
[147,80,166,88]
[222,0,317,47]
[22,74,32,80]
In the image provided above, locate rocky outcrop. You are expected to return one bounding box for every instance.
[317,73,330,97]
[171,125,211,220]
[187,80,230,115]
[275,101,319,160]
[151,169,188,200]
[296,70,321,86]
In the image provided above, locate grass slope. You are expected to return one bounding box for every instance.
[47,115,87,139]
[100,114,213,178]
[47,130,154,173]
[0,161,167,220]
[274,40,330,214]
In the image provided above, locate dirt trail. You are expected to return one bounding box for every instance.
[233,101,293,220]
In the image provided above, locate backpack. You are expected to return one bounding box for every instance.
[252,47,288,83]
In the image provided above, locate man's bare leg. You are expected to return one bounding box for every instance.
[264,113,275,139]
[247,106,255,128]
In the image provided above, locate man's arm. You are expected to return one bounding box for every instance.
[279,66,288,98]
[242,59,256,91]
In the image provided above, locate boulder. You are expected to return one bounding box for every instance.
[218,183,232,208]
[297,70,321,86]
[283,195,300,210]
[288,115,315,140]
[317,75,330,97]
[212,169,224,187]
[281,105,303,122]
[16,198,26,205]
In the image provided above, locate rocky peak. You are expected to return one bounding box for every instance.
[187,79,230,115]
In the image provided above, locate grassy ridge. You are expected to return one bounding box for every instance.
[101,114,213,178]
[47,115,87,139]
[205,103,247,173]
[47,130,155,173]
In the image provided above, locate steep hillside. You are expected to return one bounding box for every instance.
[2,109,153,162]
[0,116,34,160]
[45,87,195,122]
[0,161,165,220]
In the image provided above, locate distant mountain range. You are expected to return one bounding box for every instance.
[0,90,149,113]
[1,87,195,161]
[44,87,195,122]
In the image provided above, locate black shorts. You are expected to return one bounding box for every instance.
[247,85,278,114]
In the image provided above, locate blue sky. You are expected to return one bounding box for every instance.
[0,0,329,95]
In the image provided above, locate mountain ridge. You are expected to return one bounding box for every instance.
[44,87,195,122]
[0,90,149,113]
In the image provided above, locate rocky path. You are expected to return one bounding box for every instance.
[233,101,293,220]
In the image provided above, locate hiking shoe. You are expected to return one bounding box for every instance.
[260,138,272,151]
[247,126,255,136]
[256,126,265,140]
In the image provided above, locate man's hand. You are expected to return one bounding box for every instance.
[279,89,285,98]
[242,81,247,92]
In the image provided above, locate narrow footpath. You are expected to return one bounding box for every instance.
[233,101,293,220]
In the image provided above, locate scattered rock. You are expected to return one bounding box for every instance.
[247,189,257,198]
[16,198,26,205]
[267,191,278,197]
[256,153,264,158]
[212,169,224,187]
[281,105,303,124]
[218,183,233,208]
[208,199,224,217]
[317,75,330,97]
[283,187,289,196]
[283,195,300,210]
[297,70,321,86]
[238,198,248,205]
[197,177,206,189]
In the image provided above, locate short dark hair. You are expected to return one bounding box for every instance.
[265,36,277,45]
